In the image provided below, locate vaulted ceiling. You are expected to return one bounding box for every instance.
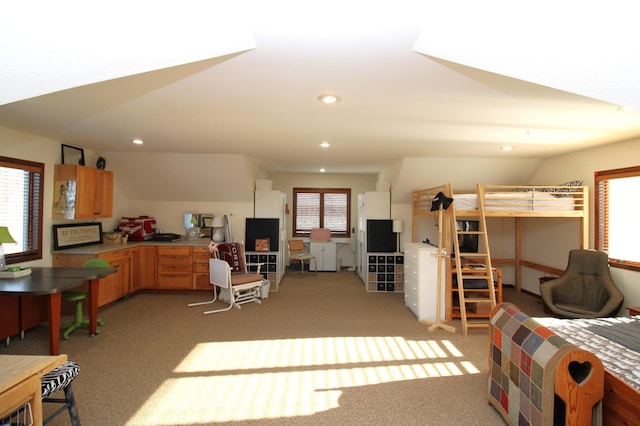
[2,1,639,176]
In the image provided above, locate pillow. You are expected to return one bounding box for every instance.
[553,180,583,198]
[216,242,246,273]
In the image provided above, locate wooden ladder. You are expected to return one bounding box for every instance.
[451,185,496,335]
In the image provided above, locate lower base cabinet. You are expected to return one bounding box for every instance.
[193,246,212,289]
[97,249,131,306]
[156,246,193,289]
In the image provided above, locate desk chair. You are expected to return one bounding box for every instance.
[61,258,106,339]
[288,239,317,278]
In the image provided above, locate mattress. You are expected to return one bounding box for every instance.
[536,316,640,392]
[453,192,575,211]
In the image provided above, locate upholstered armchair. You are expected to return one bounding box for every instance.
[540,249,624,318]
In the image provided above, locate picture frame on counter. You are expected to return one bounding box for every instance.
[53,222,103,250]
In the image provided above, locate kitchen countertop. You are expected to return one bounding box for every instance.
[52,237,212,255]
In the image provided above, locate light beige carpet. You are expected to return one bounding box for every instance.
[1,270,543,425]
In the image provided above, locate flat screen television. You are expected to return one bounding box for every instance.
[366,219,397,253]
[245,218,279,251]
[456,220,479,253]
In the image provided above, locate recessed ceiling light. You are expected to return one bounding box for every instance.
[320,168,326,173]
[317,94,341,104]
[132,138,144,145]
[501,145,513,151]
[319,142,330,148]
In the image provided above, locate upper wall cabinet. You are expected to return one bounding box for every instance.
[53,164,114,219]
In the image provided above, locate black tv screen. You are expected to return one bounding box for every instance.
[245,218,279,251]
[367,219,397,253]
[456,220,479,253]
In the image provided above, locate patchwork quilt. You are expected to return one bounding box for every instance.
[488,303,580,425]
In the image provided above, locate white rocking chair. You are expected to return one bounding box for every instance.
[189,258,264,314]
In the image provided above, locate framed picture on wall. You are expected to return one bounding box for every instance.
[61,144,85,165]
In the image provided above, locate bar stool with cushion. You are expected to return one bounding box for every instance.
[61,258,107,339]
[41,360,81,425]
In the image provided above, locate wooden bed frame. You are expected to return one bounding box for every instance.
[412,183,589,320]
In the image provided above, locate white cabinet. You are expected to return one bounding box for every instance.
[364,252,404,292]
[403,242,445,322]
[310,242,337,271]
[357,191,390,282]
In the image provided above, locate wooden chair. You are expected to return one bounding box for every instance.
[287,239,317,277]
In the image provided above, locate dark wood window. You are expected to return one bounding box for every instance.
[0,156,44,264]
[595,165,640,271]
[293,188,350,237]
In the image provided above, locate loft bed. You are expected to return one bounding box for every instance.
[412,183,589,319]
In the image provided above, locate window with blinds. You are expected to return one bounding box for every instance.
[0,156,44,264]
[595,165,640,271]
[293,188,350,237]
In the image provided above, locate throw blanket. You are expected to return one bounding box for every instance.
[536,316,640,393]
[489,303,604,425]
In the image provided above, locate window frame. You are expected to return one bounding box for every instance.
[595,165,640,272]
[292,188,351,238]
[0,156,44,264]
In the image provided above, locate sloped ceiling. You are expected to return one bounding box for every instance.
[1,0,639,204]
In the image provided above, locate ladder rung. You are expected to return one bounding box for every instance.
[464,298,495,303]
[466,322,490,328]
[459,253,488,258]
[459,274,492,280]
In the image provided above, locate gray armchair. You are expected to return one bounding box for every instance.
[540,249,624,318]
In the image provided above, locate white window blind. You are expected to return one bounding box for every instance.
[293,188,350,237]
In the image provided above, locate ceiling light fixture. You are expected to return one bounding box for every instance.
[132,138,144,145]
[501,145,513,151]
[319,142,330,148]
[320,168,326,173]
[318,94,341,104]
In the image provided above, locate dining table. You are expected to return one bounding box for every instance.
[0,267,116,355]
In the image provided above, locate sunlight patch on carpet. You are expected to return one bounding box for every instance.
[126,336,480,424]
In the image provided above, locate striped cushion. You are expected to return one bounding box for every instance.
[41,361,80,398]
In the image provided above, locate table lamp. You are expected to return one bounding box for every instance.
[393,219,403,253]
[211,216,226,242]
[0,226,17,271]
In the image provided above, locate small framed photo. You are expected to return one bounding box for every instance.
[255,238,270,252]
[61,144,85,165]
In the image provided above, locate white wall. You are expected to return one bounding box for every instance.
[269,172,378,267]
[525,137,640,307]
[0,127,113,266]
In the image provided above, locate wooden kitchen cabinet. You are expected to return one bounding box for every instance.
[157,246,193,289]
[53,164,114,219]
[97,249,131,306]
[193,246,212,290]
[131,245,157,291]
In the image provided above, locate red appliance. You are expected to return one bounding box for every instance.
[119,216,157,241]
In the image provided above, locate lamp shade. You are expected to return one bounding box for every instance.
[0,226,17,244]
[211,216,225,228]
[392,220,403,233]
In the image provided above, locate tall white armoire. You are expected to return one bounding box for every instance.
[251,189,287,288]
[356,191,390,283]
